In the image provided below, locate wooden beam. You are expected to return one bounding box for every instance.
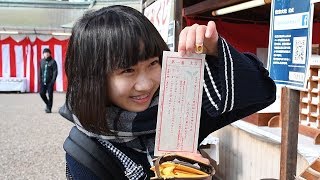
[183,0,249,16]
[280,87,300,180]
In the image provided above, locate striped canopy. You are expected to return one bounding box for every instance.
[0,37,69,92]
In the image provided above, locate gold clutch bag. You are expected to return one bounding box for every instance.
[150,154,215,180]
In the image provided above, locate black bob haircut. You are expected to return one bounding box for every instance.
[65,5,169,134]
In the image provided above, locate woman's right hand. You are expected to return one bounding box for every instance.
[178,21,219,57]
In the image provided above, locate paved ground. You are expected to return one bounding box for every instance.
[0,93,72,180]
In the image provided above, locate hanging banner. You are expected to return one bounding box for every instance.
[144,0,172,43]
[268,0,313,90]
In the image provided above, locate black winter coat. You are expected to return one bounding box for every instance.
[39,56,58,85]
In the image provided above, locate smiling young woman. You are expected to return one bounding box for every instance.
[62,5,276,180]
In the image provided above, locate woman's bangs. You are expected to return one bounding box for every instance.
[105,15,164,71]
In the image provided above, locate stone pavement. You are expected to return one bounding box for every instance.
[0,93,72,180]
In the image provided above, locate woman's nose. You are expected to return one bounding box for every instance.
[134,76,153,92]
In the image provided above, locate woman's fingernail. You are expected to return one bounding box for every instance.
[186,51,191,56]
[179,50,185,57]
[205,31,212,38]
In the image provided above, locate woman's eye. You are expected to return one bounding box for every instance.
[150,60,160,66]
[121,69,134,74]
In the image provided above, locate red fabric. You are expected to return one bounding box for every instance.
[312,22,320,44]
[23,45,26,77]
[10,40,16,77]
[30,44,35,93]
[61,39,69,92]
[186,19,320,54]
[186,18,269,53]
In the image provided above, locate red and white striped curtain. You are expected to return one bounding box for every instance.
[0,37,69,92]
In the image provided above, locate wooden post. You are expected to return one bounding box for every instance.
[174,0,184,51]
[141,0,145,13]
[280,87,300,180]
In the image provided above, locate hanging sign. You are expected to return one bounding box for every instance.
[268,0,313,90]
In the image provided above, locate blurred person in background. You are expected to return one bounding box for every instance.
[39,48,57,113]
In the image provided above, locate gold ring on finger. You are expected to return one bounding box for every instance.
[195,43,203,54]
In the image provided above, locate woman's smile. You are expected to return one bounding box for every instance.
[131,93,151,104]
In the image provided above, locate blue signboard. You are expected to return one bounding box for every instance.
[268,0,313,90]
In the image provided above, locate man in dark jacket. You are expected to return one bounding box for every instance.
[39,48,57,113]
